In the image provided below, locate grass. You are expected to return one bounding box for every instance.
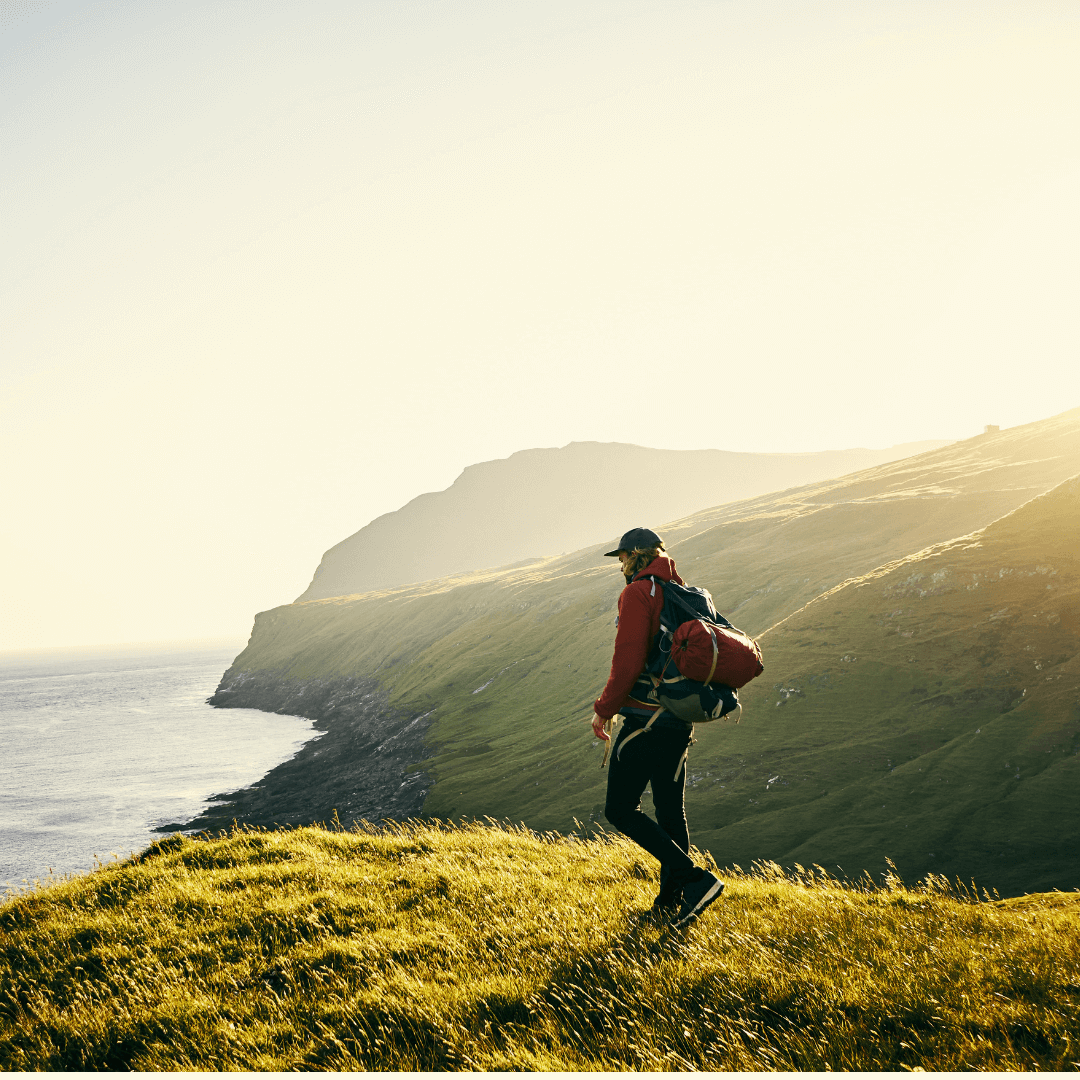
[3,820,1080,1071]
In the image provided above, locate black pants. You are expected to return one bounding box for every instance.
[604,714,695,878]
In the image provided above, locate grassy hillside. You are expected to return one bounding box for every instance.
[3,822,1078,1071]
[687,473,1080,897]
[197,409,1080,895]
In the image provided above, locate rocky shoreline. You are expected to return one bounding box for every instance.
[159,668,434,833]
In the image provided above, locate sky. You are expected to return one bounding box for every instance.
[3,0,1079,651]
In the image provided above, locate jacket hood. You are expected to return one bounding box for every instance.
[631,554,683,585]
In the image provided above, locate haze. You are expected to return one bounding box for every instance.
[2,0,1078,650]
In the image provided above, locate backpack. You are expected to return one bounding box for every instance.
[639,575,764,724]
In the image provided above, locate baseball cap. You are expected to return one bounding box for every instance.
[603,527,663,558]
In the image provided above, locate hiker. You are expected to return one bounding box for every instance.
[592,527,724,926]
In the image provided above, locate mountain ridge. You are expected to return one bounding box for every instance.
[298,438,952,601]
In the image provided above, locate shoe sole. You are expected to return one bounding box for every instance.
[673,879,724,927]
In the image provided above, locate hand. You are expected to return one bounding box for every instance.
[591,712,610,741]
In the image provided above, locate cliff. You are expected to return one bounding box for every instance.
[165,675,432,831]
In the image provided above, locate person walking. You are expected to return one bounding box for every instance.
[592,527,724,926]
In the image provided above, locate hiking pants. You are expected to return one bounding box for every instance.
[604,714,695,878]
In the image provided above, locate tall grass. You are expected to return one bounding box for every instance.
[2,820,1078,1070]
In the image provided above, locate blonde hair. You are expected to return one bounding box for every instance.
[622,543,665,580]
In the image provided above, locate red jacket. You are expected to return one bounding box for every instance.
[593,555,685,720]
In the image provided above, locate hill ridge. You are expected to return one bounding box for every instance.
[759,475,1080,637]
[297,437,955,602]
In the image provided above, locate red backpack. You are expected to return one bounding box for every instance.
[633,575,763,726]
[669,618,763,689]
[638,575,764,690]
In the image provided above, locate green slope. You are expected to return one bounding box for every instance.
[687,473,1080,897]
[210,408,1080,894]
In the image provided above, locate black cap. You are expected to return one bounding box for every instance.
[603,527,663,557]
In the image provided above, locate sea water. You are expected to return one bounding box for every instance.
[0,642,317,889]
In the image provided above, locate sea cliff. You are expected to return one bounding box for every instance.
[188,411,1080,895]
[165,671,433,831]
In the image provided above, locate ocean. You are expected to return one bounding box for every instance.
[0,642,317,890]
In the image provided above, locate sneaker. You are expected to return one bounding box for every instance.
[672,870,724,927]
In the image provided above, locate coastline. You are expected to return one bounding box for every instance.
[161,668,434,833]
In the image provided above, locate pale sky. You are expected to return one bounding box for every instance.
[2,0,1078,650]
